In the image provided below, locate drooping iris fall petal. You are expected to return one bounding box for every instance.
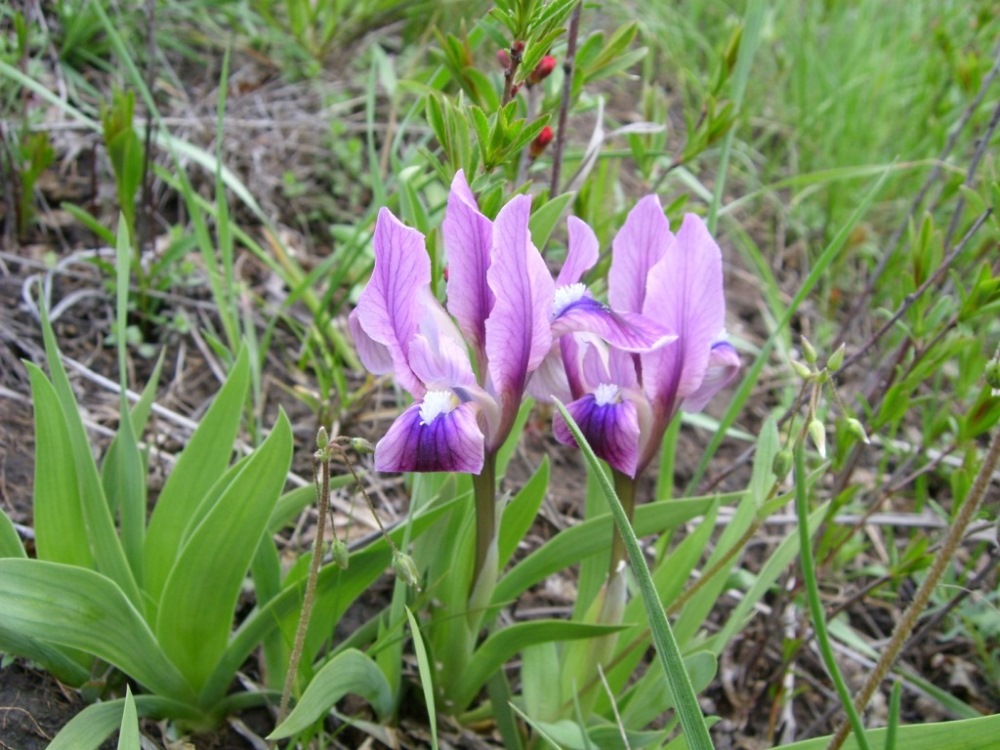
[375,397,485,474]
[554,384,640,477]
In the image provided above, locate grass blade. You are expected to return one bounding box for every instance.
[553,399,713,750]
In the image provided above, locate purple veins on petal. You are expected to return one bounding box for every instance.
[444,170,495,359]
[609,195,674,315]
[351,207,431,398]
[374,395,485,474]
[681,339,741,413]
[554,384,640,477]
[485,194,554,414]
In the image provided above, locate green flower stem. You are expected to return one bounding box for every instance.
[471,452,498,599]
[794,444,872,750]
[277,449,330,724]
[608,470,636,576]
[554,400,713,750]
[827,426,1000,750]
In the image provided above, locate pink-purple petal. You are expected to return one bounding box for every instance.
[353,207,430,397]
[681,340,740,412]
[375,401,485,473]
[485,195,554,432]
[641,212,726,414]
[557,216,599,286]
[444,170,494,361]
[609,195,674,315]
[408,333,477,390]
[551,295,675,352]
[554,392,640,477]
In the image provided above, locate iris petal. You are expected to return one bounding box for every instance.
[554,391,640,477]
[375,401,485,473]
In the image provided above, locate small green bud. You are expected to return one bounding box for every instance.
[331,539,350,570]
[985,355,1000,397]
[393,552,421,590]
[790,359,813,379]
[827,344,846,372]
[801,336,817,364]
[772,449,793,481]
[350,437,376,455]
[845,417,870,445]
[808,419,827,459]
[316,426,330,450]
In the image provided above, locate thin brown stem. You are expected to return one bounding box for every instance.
[549,1,582,196]
[277,449,330,724]
[827,426,1000,750]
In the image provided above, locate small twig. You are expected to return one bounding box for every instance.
[834,38,1000,348]
[835,209,991,375]
[549,1,581,196]
[943,96,1000,248]
[827,426,1000,750]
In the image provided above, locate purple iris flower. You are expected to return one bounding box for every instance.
[349,172,672,475]
[553,196,741,478]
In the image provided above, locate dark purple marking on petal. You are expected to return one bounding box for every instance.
[375,401,485,474]
[554,391,640,477]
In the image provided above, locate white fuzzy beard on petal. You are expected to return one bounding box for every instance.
[553,283,588,316]
[419,390,458,425]
[594,383,621,406]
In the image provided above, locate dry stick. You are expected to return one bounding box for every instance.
[833,38,1000,351]
[836,208,991,376]
[826,426,1000,750]
[549,1,582,197]
[944,95,1000,248]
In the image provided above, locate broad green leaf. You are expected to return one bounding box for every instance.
[0,559,195,703]
[776,714,1000,750]
[521,642,561,724]
[0,624,89,685]
[200,492,460,707]
[156,410,291,693]
[48,695,203,750]
[451,620,628,711]
[749,416,780,510]
[494,496,719,605]
[116,686,140,750]
[0,508,26,558]
[529,192,576,251]
[529,719,666,750]
[268,649,393,739]
[38,315,141,607]
[27,364,93,568]
[498,457,549,569]
[145,346,249,604]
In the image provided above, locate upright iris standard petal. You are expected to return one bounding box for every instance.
[352,208,432,397]
[554,385,640,477]
[485,195,555,442]
[641,213,727,417]
[609,195,674,315]
[444,171,495,362]
[556,216,600,286]
[375,397,485,473]
[681,339,741,412]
